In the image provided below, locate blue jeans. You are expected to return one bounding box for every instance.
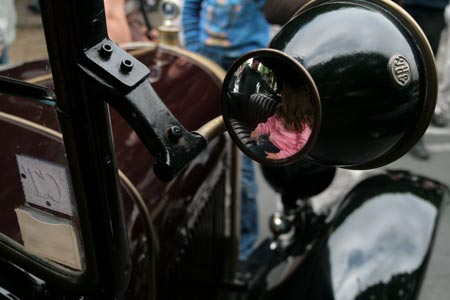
[249,140,280,158]
[0,46,9,64]
[197,46,259,259]
[239,154,259,259]
[197,46,238,71]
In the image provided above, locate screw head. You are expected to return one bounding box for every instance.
[99,42,113,58]
[120,59,134,73]
[167,126,182,142]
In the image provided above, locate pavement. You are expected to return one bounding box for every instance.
[9,0,48,64]
[391,122,450,300]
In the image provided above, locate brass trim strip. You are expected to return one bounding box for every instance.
[122,42,227,82]
[159,44,227,82]
[25,73,53,85]
[118,171,158,300]
[0,111,63,141]
[194,116,226,142]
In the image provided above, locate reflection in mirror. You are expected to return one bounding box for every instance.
[223,50,319,166]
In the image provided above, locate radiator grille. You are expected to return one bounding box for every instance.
[165,172,227,299]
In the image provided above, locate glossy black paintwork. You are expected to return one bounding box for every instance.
[266,170,447,300]
[261,161,336,201]
[269,0,434,168]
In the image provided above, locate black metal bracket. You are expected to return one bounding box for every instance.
[84,39,150,92]
[81,39,207,181]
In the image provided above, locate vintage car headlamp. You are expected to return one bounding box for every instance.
[158,0,182,47]
[160,0,180,23]
[221,0,437,169]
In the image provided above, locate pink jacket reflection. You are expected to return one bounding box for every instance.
[255,116,312,159]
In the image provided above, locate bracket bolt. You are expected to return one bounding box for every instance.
[167,126,182,142]
[99,42,113,58]
[120,59,134,73]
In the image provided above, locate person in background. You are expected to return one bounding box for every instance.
[402,0,450,160]
[104,0,158,44]
[27,0,41,14]
[0,0,17,65]
[434,4,450,126]
[105,0,134,44]
[239,60,263,95]
[238,59,276,96]
[182,0,270,259]
[183,0,269,70]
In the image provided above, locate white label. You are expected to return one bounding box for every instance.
[16,155,73,216]
[15,208,82,270]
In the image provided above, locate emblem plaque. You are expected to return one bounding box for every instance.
[389,55,411,88]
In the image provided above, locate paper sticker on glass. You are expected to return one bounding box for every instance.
[17,154,74,216]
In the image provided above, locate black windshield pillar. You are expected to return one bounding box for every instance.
[39,0,131,298]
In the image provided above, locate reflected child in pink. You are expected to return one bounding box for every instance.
[250,81,313,159]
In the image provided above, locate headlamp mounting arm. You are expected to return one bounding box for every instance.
[80,39,207,182]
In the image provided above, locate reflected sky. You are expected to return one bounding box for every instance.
[329,193,437,300]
